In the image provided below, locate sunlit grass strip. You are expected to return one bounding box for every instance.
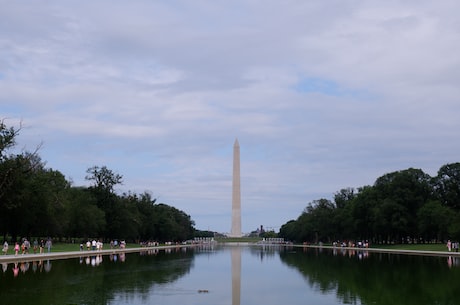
[46,243,144,252]
[215,237,263,243]
[370,243,448,252]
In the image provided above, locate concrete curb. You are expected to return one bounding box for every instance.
[0,245,192,264]
[1,244,458,264]
[294,244,460,257]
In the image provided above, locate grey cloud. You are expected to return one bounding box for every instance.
[2,0,460,232]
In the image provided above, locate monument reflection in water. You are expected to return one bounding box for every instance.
[231,246,241,305]
[2,246,460,305]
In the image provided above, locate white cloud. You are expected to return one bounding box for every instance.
[1,0,460,232]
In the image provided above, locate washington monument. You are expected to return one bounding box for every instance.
[230,138,242,237]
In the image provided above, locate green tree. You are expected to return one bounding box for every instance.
[293,199,336,243]
[37,168,71,236]
[448,212,460,241]
[334,188,356,209]
[152,204,195,242]
[85,165,123,239]
[351,186,377,241]
[434,163,460,210]
[333,188,356,240]
[417,200,451,241]
[279,164,460,245]
[279,220,298,242]
[372,168,433,241]
[86,165,123,195]
[65,187,106,238]
[372,198,408,243]
[0,119,19,159]
[0,153,46,239]
[135,192,158,240]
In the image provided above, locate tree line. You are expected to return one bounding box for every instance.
[0,120,196,242]
[279,164,460,244]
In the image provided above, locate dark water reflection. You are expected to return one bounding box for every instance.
[1,246,460,305]
[280,247,460,305]
[0,248,194,305]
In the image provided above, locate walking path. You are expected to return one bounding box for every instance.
[0,245,191,264]
[296,244,460,257]
[1,243,459,264]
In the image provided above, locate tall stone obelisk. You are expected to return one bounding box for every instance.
[231,138,242,237]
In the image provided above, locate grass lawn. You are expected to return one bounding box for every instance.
[46,242,140,253]
[370,243,448,252]
[215,237,262,243]
[9,240,452,254]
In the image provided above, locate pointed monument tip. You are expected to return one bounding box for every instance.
[234,138,239,146]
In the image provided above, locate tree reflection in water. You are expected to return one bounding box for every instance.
[0,247,194,305]
[2,246,460,305]
[279,247,460,305]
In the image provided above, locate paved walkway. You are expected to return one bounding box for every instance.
[297,244,460,257]
[0,245,189,264]
[1,244,459,264]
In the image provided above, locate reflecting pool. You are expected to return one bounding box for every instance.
[1,245,460,305]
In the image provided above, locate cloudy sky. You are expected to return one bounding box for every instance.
[1,1,460,234]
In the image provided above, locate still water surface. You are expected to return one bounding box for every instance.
[1,245,460,305]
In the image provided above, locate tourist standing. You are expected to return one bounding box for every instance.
[46,239,52,253]
[33,239,38,254]
[14,242,20,255]
[447,240,452,252]
[2,241,8,255]
[39,239,45,254]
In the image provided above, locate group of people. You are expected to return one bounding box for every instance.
[2,238,52,255]
[81,240,104,251]
[331,240,370,248]
[79,239,126,251]
[446,240,459,252]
